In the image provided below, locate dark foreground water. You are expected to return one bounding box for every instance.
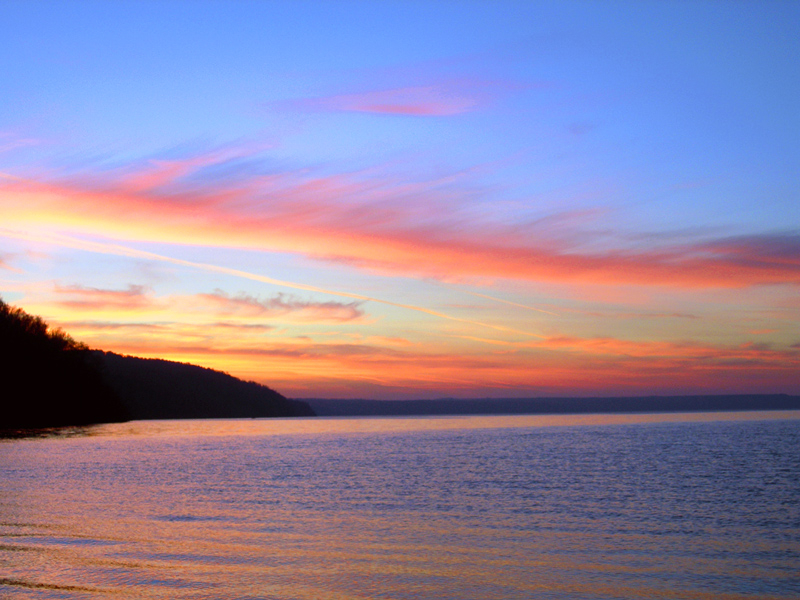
[1,412,799,600]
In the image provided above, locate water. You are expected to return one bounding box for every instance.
[1,412,799,599]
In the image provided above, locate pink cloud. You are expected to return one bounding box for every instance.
[53,284,153,311]
[115,142,273,193]
[289,84,483,116]
[0,131,42,154]
[0,254,19,272]
[3,155,799,290]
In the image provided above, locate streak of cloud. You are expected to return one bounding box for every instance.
[2,164,798,289]
[0,254,23,273]
[0,229,545,340]
[76,332,800,398]
[296,85,479,116]
[53,284,152,310]
[196,290,365,322]
[464,291,559,316]
[274,78,524,117]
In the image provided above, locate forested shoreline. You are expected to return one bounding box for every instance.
[0,299,313,431]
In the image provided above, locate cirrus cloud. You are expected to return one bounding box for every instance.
[295,85,479,116]
[195,290,365,323]
[53,284,153,311]
[2,152,799,290]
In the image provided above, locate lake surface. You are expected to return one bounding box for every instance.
[1,411,799,599]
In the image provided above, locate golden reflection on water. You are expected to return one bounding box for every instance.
[1,411,798,599]
[64,409,800,440]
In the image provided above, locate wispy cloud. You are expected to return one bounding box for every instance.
[115,143,273,193]
[465,291,559,315]
[210,322,276,332]
[0,253,20,272]
[57,321,171,333]
[533,335,792,361]
[25,287,800,398]
[196,290,365,322]
[46,284,366,324]
[2,152,799,290]
[53,284,153,311]
[293,85,480,116]
[53,319,276,341]
[366,336,413,346]
[0,131,42,154]
[4,230,546,339]
[66,331,800,398]
[554,306,700,320]
[450,332,799,364]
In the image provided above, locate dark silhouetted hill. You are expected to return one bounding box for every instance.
[1,298,128,428]
[306,395,800,417]
[95,351,315,420]
[0,298,314,431]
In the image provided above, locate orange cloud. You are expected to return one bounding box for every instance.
[58,321,171,332]
[448,333,799,368]
[53,284,153,311]
[533,335,798,363]
[45,321,796,399]
[366,335,413,346]
[2,158,799,289]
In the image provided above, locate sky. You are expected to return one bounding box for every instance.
[1,1,798,399]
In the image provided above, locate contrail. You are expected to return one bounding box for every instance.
[466,291,559,316]
[1,229,546,339]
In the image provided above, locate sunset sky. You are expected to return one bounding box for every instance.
[1,1,798,399]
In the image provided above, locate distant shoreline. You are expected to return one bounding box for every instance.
[303,394,800,418]
[4,395,799,439]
